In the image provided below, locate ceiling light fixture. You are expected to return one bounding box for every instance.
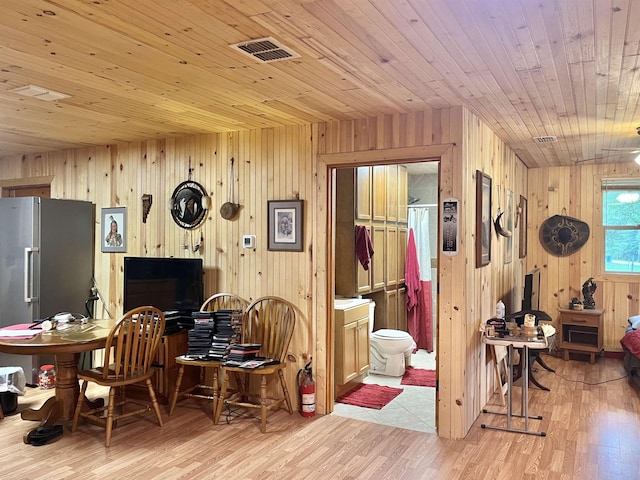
[9,84,70,101]
[635,153,640,165]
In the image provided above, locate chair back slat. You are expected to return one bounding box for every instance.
[243,296,296,362]
[201,293,249,313]
[102,306,166,381]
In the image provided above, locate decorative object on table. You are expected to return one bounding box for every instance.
[335,383,403,409]
[141,194,152,223]
[219,157,241,220]
[569,297,584,310]
[582,277,597,309]
[400,367,436,387]
[268,199,303,251]
[168,157,210,230]
[101,207,126,253]
[539,209,590,256]
[518,195,528,258]
[476,170,492,267]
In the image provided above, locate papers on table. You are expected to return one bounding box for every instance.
[0,329,41,338]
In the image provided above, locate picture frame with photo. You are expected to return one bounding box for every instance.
[519,195,528,258]
[504,188,513,264]
[475,170,492,267]
[102,207,127,253]
[268,200,303,251]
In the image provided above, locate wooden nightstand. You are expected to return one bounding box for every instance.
[557,308,604,364]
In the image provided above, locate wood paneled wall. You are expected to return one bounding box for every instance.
[0,127,316,419]
[527,164,640,351]
[1,107,527,439]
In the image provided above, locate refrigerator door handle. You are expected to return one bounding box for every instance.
[24,247,39,303]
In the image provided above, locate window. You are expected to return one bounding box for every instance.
[602,179,640,273]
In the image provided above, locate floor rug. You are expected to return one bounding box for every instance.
[336,383,403,409]
[401,367,437,387]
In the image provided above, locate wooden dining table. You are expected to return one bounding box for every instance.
[0,318,116,423]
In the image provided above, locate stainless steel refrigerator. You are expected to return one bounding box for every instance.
[0,197,94,383]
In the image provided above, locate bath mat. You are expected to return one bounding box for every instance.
[336,383,403,409]
[401,367,436,387]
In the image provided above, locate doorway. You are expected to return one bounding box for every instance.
[331,160,439,433]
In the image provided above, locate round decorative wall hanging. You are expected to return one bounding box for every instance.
[539,211,590,257]
[169,180,209,229]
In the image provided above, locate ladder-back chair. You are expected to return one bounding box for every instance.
[214,296,296,433]
[169,293,249,420]
[71,306,166,447]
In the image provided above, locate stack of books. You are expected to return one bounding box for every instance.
[207,309,243,361]
[224,343,262,366]
[186,312,216,357]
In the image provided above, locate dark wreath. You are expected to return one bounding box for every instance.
[169,180,209,229]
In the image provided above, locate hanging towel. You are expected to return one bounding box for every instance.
[405,228,421,310]
[355,225,374,270]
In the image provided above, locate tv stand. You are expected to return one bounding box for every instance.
[558,308,604,364]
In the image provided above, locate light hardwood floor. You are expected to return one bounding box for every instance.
[2,355,639,480]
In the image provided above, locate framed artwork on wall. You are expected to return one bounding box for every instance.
[102,207,127,253]
[476,170,492,267]
[268,200,303,251]
[519,195,528,258]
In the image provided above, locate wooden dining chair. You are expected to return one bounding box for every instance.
[169,293,249,420]
[71,306,166,447]
[214,296,297,433]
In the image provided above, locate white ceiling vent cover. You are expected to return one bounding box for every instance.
[533,135,558,143]
[9,84,70,101]
[230,37,300,63]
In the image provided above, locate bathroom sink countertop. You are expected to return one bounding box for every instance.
[334,298,370,310]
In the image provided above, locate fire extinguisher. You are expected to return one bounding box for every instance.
[297,358,315,417]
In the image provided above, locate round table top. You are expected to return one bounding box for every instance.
[0,318,117,356]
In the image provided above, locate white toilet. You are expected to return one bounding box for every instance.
[368,302,416,377]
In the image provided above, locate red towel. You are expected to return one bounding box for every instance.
[405,229,421,310]
[355,225,374,270]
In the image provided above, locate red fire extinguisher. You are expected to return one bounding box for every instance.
[298,358,315,417]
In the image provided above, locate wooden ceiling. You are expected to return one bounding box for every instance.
[2,0,640,168]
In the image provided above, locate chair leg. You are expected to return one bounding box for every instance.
[214,370,230,425]
[105,387,116,447]
[278,369,294,414]
[71,380,89,432]
[211,366,219,421]
[146,378,164,427]
[169,365,185,416]
[260,375,268,433]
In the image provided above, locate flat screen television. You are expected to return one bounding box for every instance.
[123,257,204,315]
[522,268,541,311]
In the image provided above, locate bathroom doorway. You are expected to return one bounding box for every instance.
[332,161,439,433]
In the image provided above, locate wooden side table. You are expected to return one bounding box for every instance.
[557,308,604,363]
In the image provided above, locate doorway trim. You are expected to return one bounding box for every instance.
[316,143,452,432]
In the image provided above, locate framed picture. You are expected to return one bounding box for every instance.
[476,170,492,267]
[102,207,127,253]
[268,200,303,251]
[519,195,528,258]
[504,188,513,264]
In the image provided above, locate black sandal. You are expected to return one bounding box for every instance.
[24,425,64,446]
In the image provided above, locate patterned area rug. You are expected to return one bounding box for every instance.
[401,367,437,387]
[336,383,403,409]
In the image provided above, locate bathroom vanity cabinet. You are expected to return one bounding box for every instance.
[335,301,371,385]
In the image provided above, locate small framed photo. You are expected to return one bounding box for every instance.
[101,207,127,253]
[475,170,492,267]
[268,200,303,251]
[519,195,528,258]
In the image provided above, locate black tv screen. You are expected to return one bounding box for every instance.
[523,268,540,311]
[123,257,204,314]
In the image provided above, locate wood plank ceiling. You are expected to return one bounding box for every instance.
[1,0,640,168]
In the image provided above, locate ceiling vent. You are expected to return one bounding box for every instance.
[230,37,300,63]
[533,135,558,143]
[9,84,70,101]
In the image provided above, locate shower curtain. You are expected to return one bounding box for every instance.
[407,207,434,352]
